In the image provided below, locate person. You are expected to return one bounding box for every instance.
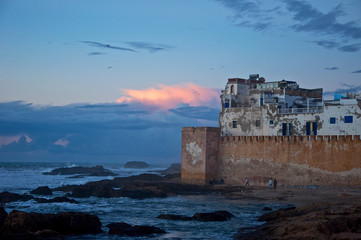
[245,177,249,186]
[220,178,224,184]
[273,178,278,189]
[268,179,273,189]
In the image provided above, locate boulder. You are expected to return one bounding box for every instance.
[43,165,117,176]
[234,203,361,240]
[192,210,234,221]
[0,191,33,204]
[2,210,102,236]
[106,222,166,236]
[30,186,53,196]
[0,207,8,227]
[123,161,149,169]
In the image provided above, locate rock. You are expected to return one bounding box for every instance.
[123,161,149,169]
[192,211,234,221]
[0,207,8,227]
[106,222,166,236]
[262,206,273,211]
[157,214,193,221]
[34,196,79,204]
[30,186,53,196]
[234,203,361,240]
[0,191,33,204]
[2,210,102,236]
[43,165,117,176]
[157,163,181,175]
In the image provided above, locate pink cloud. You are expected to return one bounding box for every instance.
[0,135,32,147]
[116,83,220,111]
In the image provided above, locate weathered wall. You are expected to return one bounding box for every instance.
[181,127,220,184]
[181,127,361,185]
[218,135,361,186]
[220,102,361,137]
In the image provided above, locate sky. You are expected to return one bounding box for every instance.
[0,0,360,164]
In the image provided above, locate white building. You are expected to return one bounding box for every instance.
[220,74,361,137]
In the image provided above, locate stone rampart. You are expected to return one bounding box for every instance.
[218,135,361,186]
[181,127,361,185]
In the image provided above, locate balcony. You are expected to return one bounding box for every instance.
[278,106,324,114]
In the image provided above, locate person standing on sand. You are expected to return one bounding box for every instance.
[273,178,277,189]
[245,177,249,186]
[269,179,273,189]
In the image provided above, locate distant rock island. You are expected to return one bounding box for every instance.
[123,161,149,169]
[43,165,117,177]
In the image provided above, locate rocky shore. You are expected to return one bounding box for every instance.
[1,164,361,239]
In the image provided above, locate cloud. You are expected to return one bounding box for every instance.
[338,43,361,52]
[285,1,361,39]
[324,67,339,71]
[88,52,106,56]
[215,0,361,52]
[116,83,221,111]
[125,42,174,53]
[351,69,361,74]
[0,100,219,163]
[81,41,136,52]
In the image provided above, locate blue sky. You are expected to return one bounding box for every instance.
[0,0,360,164]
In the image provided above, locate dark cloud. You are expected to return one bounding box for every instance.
[285,1,361,39]
[351,69,361,74]
[214,0,273,32]
[81,41,136,52]
[0,101,218,163]
[338,43,361,52]
[215,0,361,52]
[88,52,106,56]
[314,40,340,49]
[324,67,339,71]
[125,42,174,53]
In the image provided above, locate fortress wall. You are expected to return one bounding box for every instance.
[218,135,361,186]
[181,127,220,184]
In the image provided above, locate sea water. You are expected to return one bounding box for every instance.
[0,162,280,239]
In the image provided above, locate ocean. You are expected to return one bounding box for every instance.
[0,162,283,239]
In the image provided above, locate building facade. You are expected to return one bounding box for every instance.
[181,75,361,185]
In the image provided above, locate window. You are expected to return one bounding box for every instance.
[224,101,229,109]
[230,85,234,94]
[330,117,336,124]
[344,116,353,123]
[232,121,237,128]
[255,120,261,127]
[269,120,274,125]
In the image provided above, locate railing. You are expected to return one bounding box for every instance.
[278,107,324,114]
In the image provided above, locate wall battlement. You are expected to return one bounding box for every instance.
[182,127,361,185]
[221,135,361,143]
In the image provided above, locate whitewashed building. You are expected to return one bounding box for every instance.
[220,74,361,137]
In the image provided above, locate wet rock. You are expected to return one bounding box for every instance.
[123,161,149,169]
[262,206,273,211]
[156,163,181,175]
[2,210,102,237]
[0,191,33,204]
[106,222,166,236]
[157,214,193,221]
[30,186,52,196]
[192,211,234,221]
[234,203,361,240]
[34,196,79,204]
[43,165,117,176]
[0,207,8,227]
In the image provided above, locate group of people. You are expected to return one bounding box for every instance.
[244,177,278,189]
